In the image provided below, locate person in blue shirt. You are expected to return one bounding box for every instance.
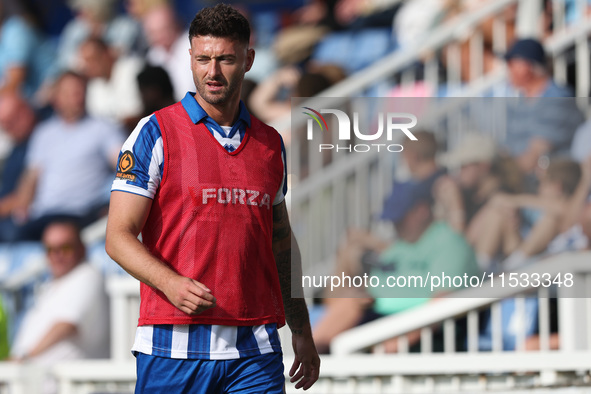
[0,92,37,242]
[503,38,584,175]
[0,0,56,101]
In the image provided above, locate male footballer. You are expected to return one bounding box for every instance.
[105,4,320,392]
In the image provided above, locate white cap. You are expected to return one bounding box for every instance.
[441,133,497,168]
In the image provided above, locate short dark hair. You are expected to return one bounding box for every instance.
[189,4,250,45]
[81,36,110,53]
[55,70,87,86]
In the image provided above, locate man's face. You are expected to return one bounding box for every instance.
[79,42,109,79]
[53,75,86,121]
[507,58,532,89]
[0,95,35,142]
[189,35,254,107]
[393,202,431,243]
[143,6,178,49]
[458,162,488,189]
[42,223,85,279]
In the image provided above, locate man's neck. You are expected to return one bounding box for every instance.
[60,113,84,124]
[194,94,240,126]
[401,219,432,244]
[522,76,550,98]
[103,60,114,82]
[411,161,438,181]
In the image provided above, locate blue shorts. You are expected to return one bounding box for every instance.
[135,352,285,393]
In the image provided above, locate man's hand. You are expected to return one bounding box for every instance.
[160,275,216,315]
[107,191,217,316]
[289,328,320,390]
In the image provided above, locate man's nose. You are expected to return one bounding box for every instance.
[207,60,222,77]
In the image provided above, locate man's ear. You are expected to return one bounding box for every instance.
[245,48,255,72]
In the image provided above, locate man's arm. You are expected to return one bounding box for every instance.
[0,66,26,96]
[20,322,77,360]
[2,168,40,221]
[105,191,216,315]
[517,137,551,174]
[272,200,320,390]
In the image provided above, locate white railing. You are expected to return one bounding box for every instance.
[1,252,590,392]
[332,251,591,355]
[302,352,591,393]
[3,351,591,393]
[0,363,45,394]
[105,276,139,362]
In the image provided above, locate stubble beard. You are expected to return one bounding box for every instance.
[195,75,243,106]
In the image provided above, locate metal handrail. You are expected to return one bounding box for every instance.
[332,251,591,355]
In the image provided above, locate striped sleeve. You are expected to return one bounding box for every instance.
[111,114,164,199]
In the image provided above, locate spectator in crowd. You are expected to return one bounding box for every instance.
[6,71,125,241]
[313,179,480,353]
[142,3,194,101]
[315,131,452,299]
[505,38,571,98]
[400,131,446,181]
[312,131,456,300]
[545,156,591,254]
[367,180,480,352]
[57,0,143,72]
[0,93,37,242]
[248,64,345,141]
[10,219,109,363]
[438,133,524,252]
[400,131,467,232]
[475,158,582,270]
[0,0,56,102]
[78,37,144,131]
[125,0,169,21]
[502,38,584,174]
[438,133,498,240]
[248,66,303,124]
[136,64,175,118]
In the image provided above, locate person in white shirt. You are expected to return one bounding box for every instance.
[11,219,109,363]
[9,71,125,241]
[78,37,144,130]
[142,4,194,101]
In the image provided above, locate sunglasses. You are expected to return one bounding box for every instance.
[45,243,76,255]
